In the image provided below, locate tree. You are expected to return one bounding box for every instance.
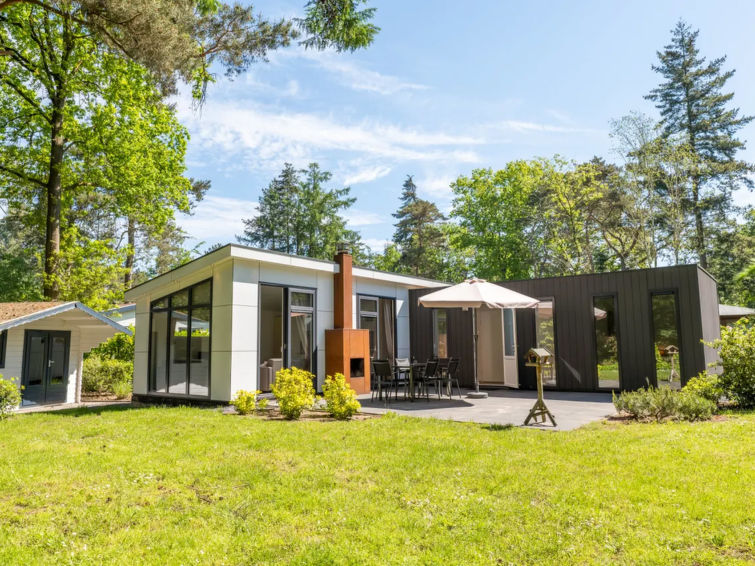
[0,1,377,99]
[392,175,448,278]
[709,210,755,307]
[0,4,196,301]
[238,162,362,261]
[646,20,753,268]
[451,162,545,281]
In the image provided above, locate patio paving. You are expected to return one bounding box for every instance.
[358,388,616,431]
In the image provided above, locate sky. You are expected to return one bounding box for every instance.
[175,0,755,253]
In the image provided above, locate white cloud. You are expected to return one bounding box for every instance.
[178,195,258,246]
[362,238,392,252]
[177,98,483,174]
[346,210,385,227]
[494,120,604,135]
[418,175,456,201]
[276,49,428,95]
[343,164,392,185]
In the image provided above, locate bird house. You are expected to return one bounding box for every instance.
[525,347,553,367]
[659,345,679,357]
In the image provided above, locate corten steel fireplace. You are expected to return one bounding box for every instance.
[325,249,371,394]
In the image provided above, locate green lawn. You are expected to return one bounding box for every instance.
[1,407,753,565]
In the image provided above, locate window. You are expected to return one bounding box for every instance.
[358,296,395,361]
[651,291,681,389]
[503,309,515,357]
[593,296,620,389]
[149,279,212,397]
[433,310,448,358]
[536,299,556,386]
[0,330,6,368]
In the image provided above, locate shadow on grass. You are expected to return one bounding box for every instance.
[482,423,514,432]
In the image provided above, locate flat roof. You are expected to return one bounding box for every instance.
[124,244,447,300]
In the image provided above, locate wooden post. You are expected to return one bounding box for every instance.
[524,348,557,427]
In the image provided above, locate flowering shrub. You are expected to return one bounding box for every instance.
[272,367,316,420]
[231,389,269,415]
[323,373,361,420]
[0,375,22,419]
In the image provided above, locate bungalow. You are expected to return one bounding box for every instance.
[125,245,727,401]
[411,264,722,392]
[0,302,131,406]
[123,244,445,403]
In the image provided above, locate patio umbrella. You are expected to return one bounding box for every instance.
[418,279,539,398]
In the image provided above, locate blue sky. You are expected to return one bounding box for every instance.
[175,0,755,252]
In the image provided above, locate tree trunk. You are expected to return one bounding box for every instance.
[124,217,136,288]
[43,101,65,300]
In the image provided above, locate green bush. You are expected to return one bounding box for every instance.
[89,330,134,362]
[706,320,755,408]
[683,372,722,403]
[272,367,316,420]
[231,389,269,415]
[323,373,361,420]
[613,386,715,422]
[0,375,22,419]
[82,355,133,397]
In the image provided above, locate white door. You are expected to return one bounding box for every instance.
[502,309,519,388]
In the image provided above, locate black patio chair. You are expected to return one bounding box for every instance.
[393,358,411,399]
[441,358,462,399]
[371,359,395,403]
[419,359,441,400]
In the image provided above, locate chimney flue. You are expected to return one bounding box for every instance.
[333,249,352,329]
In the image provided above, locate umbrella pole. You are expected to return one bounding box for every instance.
[467,307,488,399]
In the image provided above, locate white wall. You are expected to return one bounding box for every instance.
[2,315,119,406]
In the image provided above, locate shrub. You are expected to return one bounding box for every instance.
[82,355,133,396]
[613,386,715,422]
[111,380,133,400]
[676,391,716,422]
[706,320,755,408]
[323,373,361,420]
[89,329,134,362]
[272,367,316,420]
[231,389,269,415]
[0,375,22,419]
[683,372,722,403]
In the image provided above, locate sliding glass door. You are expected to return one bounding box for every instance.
[288,289,315,373]
[258,285,316,390]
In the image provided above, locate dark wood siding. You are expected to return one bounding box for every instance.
[411,265,719,392]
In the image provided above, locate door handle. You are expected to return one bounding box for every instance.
[48,360,54,367]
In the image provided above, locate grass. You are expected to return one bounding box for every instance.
[0,406,753,565]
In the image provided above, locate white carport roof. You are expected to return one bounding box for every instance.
[719,304,755,318]
[0,302,132,334]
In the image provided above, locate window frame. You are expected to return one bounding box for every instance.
[0,329,6,368]
[148,278,213,398]
[357,294,397,361]
[649,288,684,388]
[432,309,448,358]
[535,296,558,388]
[592,293,622,391]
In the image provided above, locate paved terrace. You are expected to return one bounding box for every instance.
[358,389,616,431]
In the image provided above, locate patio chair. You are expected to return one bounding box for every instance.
[441,358,462,399]
[393,358,411,399]
[371,359,395,403]
[419,359,441,400]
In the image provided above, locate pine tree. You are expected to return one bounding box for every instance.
[646,20,753,268]
[238,163,361,261]
[392,175,447,277]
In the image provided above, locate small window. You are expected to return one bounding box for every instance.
[594,296,620,389]
[536,299,556,386]
[433,310,448,358]
[0,330,6,368]
[651,292,682,389]
[359,297,378,314]
[503,309,515,357]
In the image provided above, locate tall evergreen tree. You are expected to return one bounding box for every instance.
[392,175,447,278]
[646,20,753,268]
[238,163,362,261]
